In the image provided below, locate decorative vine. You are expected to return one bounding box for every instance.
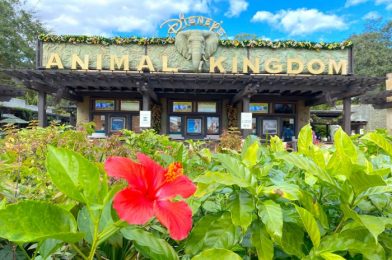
[39,34,353,50]
[226,104,238,128]
[151,104,161,133]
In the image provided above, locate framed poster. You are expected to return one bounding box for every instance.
[263,119,278,135]
[95,100,115,110]
[249,103,268,113]
[173,101,192,112]
[121,100,140,111]
[198,102,217,113]
[169,116,182,133]
[207,117,219,134]
[274,103,294,114]
[187,118,202,134]
[110,117,125,131]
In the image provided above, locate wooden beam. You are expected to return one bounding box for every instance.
[231,84,257,104]
[373,102,392,109]
[138,82,159,103]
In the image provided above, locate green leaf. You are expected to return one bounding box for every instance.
[320,252,345,260]
[334,127,358,163]
[280,223,305,258]
[242,141,260,167]
[195,171,252,188]
[349,170,386,195]
[0,201,83,243]
[257,200,283,241]
[262,184,302,201]
[354,186,392,205]
[46,146,107,206]
[215,154,256,186]
[315,227,385,260]
[276,153,336,186]
[295,205,320,248]
[228,190,255,231]
[191,249,242,260]
[270,135,286,152]
[251,221,274,260]
[297,124,313,156]
[340,204,389,242]
[362,132,392,157]
[121,226,178,260]
[185,212,240,255]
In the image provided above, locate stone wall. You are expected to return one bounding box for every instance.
[297,100,310,133]
[76,96,90,125]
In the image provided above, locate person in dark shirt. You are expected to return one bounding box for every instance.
[282,123,294,142]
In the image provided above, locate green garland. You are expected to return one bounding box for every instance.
[38,34,353,50]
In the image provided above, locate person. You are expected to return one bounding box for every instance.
[282,124,294,142]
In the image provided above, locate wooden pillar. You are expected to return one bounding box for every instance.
[142,93,150,111]
[242,95,251,138]
[38,91,47,127]
[343,97,351,134]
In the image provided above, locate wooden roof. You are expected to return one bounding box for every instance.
[3,69,385,106]
[0,85,25,101]
[360,90,392,109]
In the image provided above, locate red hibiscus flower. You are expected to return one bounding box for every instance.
[105,153,196,240]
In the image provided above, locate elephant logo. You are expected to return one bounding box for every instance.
[175,30,219,72]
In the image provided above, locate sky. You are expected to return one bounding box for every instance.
[25,0,392,42]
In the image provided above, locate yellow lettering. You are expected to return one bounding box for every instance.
[71,54,89,70]
[96,54,102,70]
[243,57,260,73]
[307,59,325,74]
[265,58,283,73]
[137,55,155,72]
[45,53,64,69]
[110,55,129,71]
[162,55,178,72]
[328,60,348,75]
[287,58,304,74]
[209,57,225,73]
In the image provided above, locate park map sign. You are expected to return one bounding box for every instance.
[40,14,350,75]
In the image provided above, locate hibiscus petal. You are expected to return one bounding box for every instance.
[136,153,165,190]
[113,188,154,225]
[153,200,193,240]
[156,175,196,200]
[105,156,146,192]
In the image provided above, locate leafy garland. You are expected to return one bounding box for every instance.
[39,34,353,50]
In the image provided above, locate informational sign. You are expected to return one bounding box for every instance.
[241,112,253,129]
[139,111,151,128]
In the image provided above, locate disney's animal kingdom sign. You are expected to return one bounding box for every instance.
[44,53,348,75]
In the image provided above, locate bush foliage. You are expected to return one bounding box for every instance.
[0,124,392,259]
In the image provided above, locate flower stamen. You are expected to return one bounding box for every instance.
[165,162,183,182]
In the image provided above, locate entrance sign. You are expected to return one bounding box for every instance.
[139,111,151,128]
[241,112,253,129]
[160,13,226,37]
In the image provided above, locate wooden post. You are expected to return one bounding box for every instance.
[38,91,47,127]
[142,93,150,111]
[242,95,251,138]
[343,97,351,134]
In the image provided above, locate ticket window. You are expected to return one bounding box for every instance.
[93,115,106,132]
[168,101,220,139]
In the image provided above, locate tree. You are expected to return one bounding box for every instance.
[0,0,47,104]
[0,0,47,68]
[350,20,392,77]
